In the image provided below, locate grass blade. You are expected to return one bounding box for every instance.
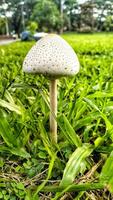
[83,97,100,112]
[87,91,113,99]
[60,144,93,187]
[100,150,113,192]
[0,145,30,158]
[0,111,30,158]
[100,151,113,183]
[58,114,82,147]
[42,182,104,192]
[0,99,22,115]
[33,155,56,197]
[0,111,16,147]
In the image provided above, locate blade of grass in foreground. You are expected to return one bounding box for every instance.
[52,183,104,200]
[33,155,56,197]
[5,91,15,104]
[33,120,57,196]
[58,114,82,147]
[38,120,55,157]
[87,91,113,98]
[83,97,113,144]
[0,99,22,115]
[41,182,104,192]
[0,111,16,147]
[100,150,113,193]
[60,144,93,187]
[0,111,30,158]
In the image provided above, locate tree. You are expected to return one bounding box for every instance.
[0,0,37,35]
[31,0,61,32]
[104,15,113,31]
[94,0,113,31]
[0,0,10,35]
[64,0,77,31]
[55,0,78,32]
[79,0,95,32]
[0,17,6,35]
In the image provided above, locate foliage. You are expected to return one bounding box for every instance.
[0,0,37,35]
[31,0,61,32]
[27,21,38,34]
[78,1,95,32]
[1,0,113,34]
[1,33,113,199]
[104,15,113,31]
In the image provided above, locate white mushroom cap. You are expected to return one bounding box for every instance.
[23,34,80,78]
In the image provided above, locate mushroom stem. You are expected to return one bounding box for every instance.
[50,79,57,143]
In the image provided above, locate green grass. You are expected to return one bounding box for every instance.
[0,33,113,199]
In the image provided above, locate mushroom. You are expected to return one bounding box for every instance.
[23,34,80,143]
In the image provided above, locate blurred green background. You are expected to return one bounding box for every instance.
[0,0,113,36]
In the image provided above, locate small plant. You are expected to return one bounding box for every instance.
[27,21,38,34]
